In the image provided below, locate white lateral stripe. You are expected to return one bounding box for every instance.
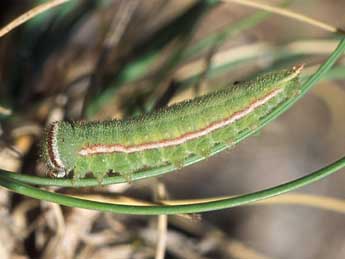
[79,88,283,156]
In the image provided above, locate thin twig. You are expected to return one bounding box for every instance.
[223,0,343,34]
[0,0,71,38]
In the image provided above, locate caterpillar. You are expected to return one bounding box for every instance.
[42,65,303,180]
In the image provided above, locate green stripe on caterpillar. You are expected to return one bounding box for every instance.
[41,65,303,180]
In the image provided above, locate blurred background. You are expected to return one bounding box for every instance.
[0,0,345,258]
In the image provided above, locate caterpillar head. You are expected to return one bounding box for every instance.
[41,122,67,178]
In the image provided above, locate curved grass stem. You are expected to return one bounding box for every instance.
[0,155,344,215]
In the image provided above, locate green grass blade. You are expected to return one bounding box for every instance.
[84,1,217,117]
[183,10,271,60]
[0,155,344,215]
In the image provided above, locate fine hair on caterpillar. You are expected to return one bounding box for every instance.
[41,65,303,181]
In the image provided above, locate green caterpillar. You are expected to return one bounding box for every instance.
[42,65,303,180]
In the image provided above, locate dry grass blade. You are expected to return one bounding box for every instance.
[104,0,139,48]
[223,0,342,33]
[226,240,271,259]
[155,182,168,259]
[0,106,12,116]
[254,193,345,213]
[0,0,71,38]
[162,193,345,215]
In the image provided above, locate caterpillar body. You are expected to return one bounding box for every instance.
[42,65,303,180]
